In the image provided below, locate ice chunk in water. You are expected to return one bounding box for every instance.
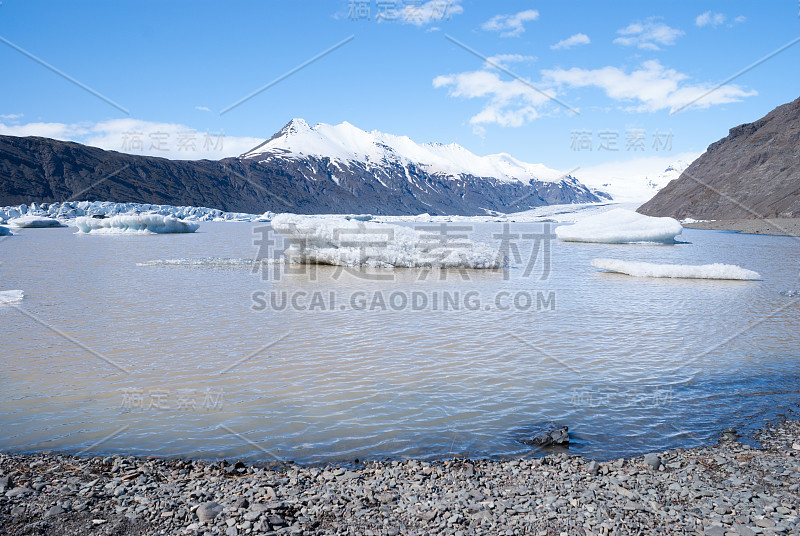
[0,290,24,304]
[75,214,199,234]
[270,214,502,268]
[8,216,65,228]
[556,209,682,243]
[591,258,760,280]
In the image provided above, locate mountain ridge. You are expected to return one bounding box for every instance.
[241,118,570,184]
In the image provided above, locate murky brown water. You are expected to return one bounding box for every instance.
[1,222,799,463]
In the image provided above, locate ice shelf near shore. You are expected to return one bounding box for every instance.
[0,226,11,236]
[0,201,272,223]
[591,258,761,280]
[271,214,503,268]
[555,208,683,243]
[75,215,200,234]
[0,290,24,304]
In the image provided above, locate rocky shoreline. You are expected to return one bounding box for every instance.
[682,218,800,237]
[2,420,799,536]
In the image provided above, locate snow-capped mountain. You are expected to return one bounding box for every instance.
[242,118,569,184]
[0,121,600,216]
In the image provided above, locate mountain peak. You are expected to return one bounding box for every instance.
[284,118,311,133]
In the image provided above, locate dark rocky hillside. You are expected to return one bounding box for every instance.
[639,96,800,220]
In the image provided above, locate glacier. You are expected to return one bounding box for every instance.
[0,290,24,304]
[0,201,272,224]
[271,214,503,269]
[591,258,761,280]
[75,215,200,234]
[580,160,694,204]
[555,209,683,243]
[0,225,11,236]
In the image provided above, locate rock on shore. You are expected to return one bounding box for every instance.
[1,420,799,535]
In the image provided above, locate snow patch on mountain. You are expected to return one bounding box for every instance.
[241,119,569,184]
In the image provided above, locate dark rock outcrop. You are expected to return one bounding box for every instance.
[638,96,800,220]
[0,135,599,216]
[520,423,569,448]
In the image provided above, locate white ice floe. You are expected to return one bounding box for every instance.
[75,214,200,234]
[0,225,12,236]
[271,214,502,268]
[555,209,682,243]
[591,258,761,280]
[0,290,24,304]
[8,215,65,228]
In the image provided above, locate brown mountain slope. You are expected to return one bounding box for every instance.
[638,96,800,220]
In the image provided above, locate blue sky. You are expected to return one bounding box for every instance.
[1,0,798,184]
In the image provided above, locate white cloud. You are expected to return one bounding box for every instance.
[397,0,463,26]
[696,12,746,27]
[613,18,683,50]
[695,11,726,27]
[433,70,553,127]
[0,121,90,139]
[550,33,591,50]
[542,60,757,113]
[194,106,211,112]
[482,9,539,37]
[0,113,24,121]
[436,57,756,129]
[484,54,536,69]
[0,118,265,160]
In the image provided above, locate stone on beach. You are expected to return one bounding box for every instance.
[643,452,663,470]
[196,500,223,523]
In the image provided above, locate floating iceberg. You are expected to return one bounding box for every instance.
[271,214,502,268]
[0,290,24,304]
[75,214,200,234]
[555,209,682,243]
[8,216,65,228]
[0,225,12,236]
[591,258,760,280]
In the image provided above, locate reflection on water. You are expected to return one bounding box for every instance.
[1,221,799,464]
